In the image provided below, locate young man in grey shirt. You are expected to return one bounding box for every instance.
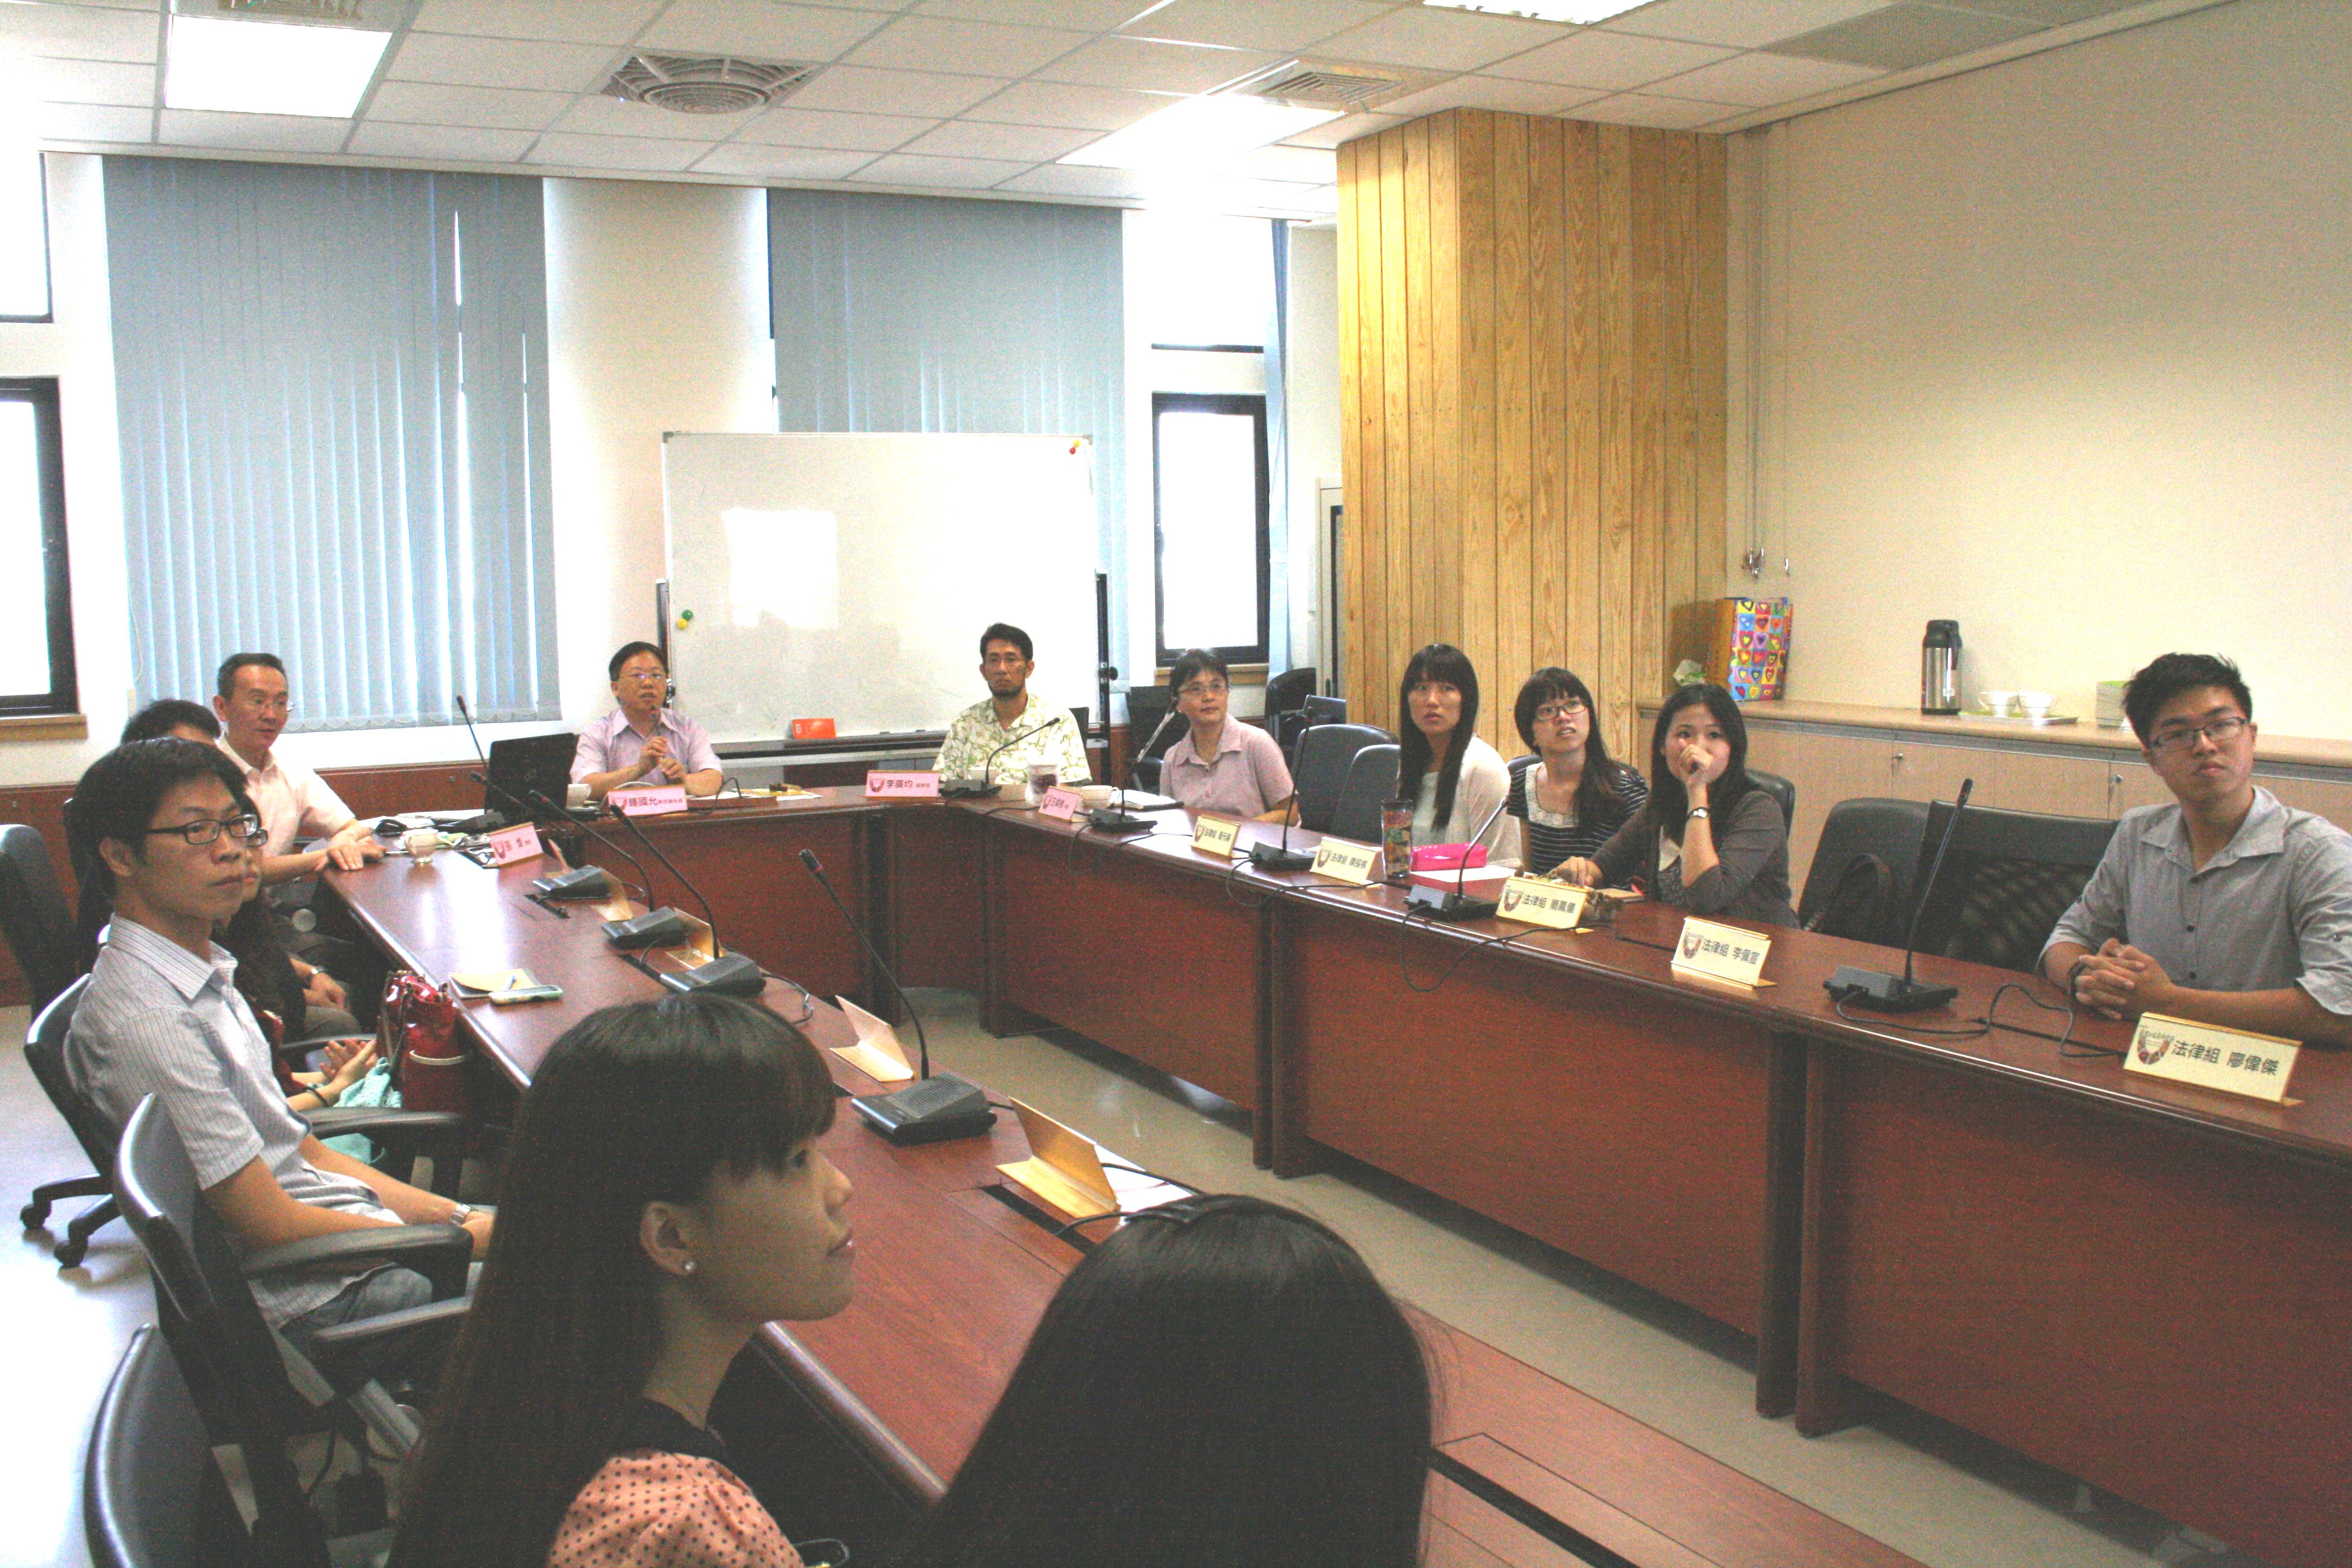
[2042,653,2352,1046]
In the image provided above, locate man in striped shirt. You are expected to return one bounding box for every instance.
[64,740,488,1339]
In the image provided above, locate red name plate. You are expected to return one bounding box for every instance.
[1038,786,1086,820]
[611,785,689,817]
[481,823,543,866]
[865,770,942,799]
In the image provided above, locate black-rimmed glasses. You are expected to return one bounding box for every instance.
[145,814,266,848]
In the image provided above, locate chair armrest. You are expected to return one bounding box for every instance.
[301,1295,472,1400]
[308,1108,465,1141]
[243,1223,473,1301]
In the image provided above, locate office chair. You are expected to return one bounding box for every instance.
[0,823,79,1011]
[1909,802,2118,973]
[1747,769,1798,835]
[114,1095,473,1568]
[1797,798,1931,945]
[1264,667,1318,757]
[22,977,118,1266]
[85,1325,253,1568]
[1123,684,1178,792]
[1328,743,1400,843]
[1292,723,1391,833]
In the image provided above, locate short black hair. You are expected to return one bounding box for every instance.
[2123,653,2252,744]
[122,699,221,744]
[980,623,1033,662]
[215,652,286,701]
[1168,648,1229,694]
[66,740,253,953]
[607,641,665,683]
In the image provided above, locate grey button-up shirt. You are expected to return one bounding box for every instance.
[2043,788,2352,1016]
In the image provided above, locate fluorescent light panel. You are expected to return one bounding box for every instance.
[1422,0,1651,22]
[1060,94,1339,174]
[166,14,391,119]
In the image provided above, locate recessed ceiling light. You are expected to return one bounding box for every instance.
[1060,94,1339,174]
[1423,0,1650,21]
[165,13,391,119]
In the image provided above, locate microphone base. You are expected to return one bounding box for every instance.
[1086,808,1155,834]
[1405,883,1500,921]
[532,865,612,901]
[445,811,503,836]
[1825,965,1959,1013]
[939,779,999,799]
[603,908,688,950]
[1248,844,1316,872]
[658,950,767,999]
[852,1073,997,1145]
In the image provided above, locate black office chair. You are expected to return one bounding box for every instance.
[0,823,80,1010]
[1797,798,1931,946]
[114,1094,474,1567]
[1264,667,1318,759]
[1748,769,1797,835]
[1293,723,1391,833]
[1123,684,1178,792]
[85,1325,252,1568]
[1328,743,1400,843]
[22,976,119,1266]
[1909,801,2118,974]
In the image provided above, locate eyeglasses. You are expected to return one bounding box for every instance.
[233,692,292,714]
[2149,715,2248,754]
[1178,681,1229,699]
[1534,701,1587,725]
[619,670,667,685]
[146,813,266,848]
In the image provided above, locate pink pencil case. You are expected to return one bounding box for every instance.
[1410,843,1488,872]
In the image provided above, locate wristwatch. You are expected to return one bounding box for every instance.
[1686,807,1710,820]
[443,1203,475,1227]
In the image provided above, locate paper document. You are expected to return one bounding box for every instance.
[451,969,533,995]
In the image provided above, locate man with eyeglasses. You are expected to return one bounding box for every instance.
[65,740,487,1339]
[2042,653,2352,1045]
[212,652,382,886]
[572,641,724,800]
[935,622,1091,790]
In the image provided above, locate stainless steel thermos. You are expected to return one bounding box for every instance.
[1921,621,1961,715]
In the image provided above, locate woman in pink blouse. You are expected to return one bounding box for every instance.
[1156,649,1295,822]
[391,995,852,1568]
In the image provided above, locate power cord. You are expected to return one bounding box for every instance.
[1394,907,1531,995]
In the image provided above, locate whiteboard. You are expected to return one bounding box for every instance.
[661,433,1100,747]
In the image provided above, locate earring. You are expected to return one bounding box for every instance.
[681,1258,697,1275]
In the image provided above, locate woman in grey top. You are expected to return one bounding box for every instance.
[1559,684,1797,928]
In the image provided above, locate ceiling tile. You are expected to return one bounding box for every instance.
[1773,2,2043,69]
[1564,91,1736,129]
[362,80,574,130]
[848,151,1034,188]
[1175,174,1332,214]
[387,33,618,93]
[690,142,876,179]
[900,118,1094,160]
[526,130,710,170]
[1604,0,1893,51]
[551,92,767,140]
[996,162,1150,199]
[35,101,153,143]
[1646,49,1881,106]
[784,64,1010,116]
[739,104,936,149]
[846,15,1091,77]
[158,109,354,154]
[1120,0,1392,55]
[1278,109,1403,148]
[1488,30,1734,89]
[1238,142,1338,183]
[962,79,1179,131]
[410,0,667,45]
[1961,0,2141,22]
[15,56,154,108]
[1036,36,1277,94]
[347,120,537,162]
[0,3,157,63]
[1375,73,1604,117]
[639,0,892,61]
[918,0,1157,28]
[1313,7,1567,73]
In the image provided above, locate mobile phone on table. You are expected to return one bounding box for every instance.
[489,984,564,1005]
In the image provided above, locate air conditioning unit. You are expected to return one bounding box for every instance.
[604,53,818,115]
[1237,60,1418,113]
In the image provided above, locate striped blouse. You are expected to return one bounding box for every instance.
[1504,761,1650,877]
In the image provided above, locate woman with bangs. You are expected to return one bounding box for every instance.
[391,995,852,1568]
[1397,643,1520,866]
[1504,667,1649,878]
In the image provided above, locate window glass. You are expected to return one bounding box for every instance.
[0,381,74,714]
[1154,393,1266,660]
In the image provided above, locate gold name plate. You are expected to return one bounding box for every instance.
[2124,1012,2299,1104]
[1670,915,1773,987]
[1310,838,1380,885]
[1191,815,1243,857]
[1495,877,1602,930]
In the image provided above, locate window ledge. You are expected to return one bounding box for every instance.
[0,713,88,742]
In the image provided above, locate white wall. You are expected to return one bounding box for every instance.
[1284,223,1341,682]
[1727,0,2352,736]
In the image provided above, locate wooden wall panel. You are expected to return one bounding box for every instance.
[1336,109,1728,763]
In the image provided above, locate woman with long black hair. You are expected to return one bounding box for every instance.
[1504,666,1648,877]
[1396,642,1519,864]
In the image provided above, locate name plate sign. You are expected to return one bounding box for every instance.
[611,785,688,817]
[1191,814,1243,857]
[1495,877,1597,931]
[480,822,543,866]
[1310,838,1380,886]
[1037,786,1086,821]
[865,770,941,800]
[2124,1012,2299,1104]
[1670,916,1773,987]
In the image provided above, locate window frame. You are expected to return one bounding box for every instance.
[1,149,54,325]
[0,378,77,717]
[1151,390,1270,670]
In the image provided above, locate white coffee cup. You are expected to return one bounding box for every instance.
[2018,690,2053,720]
[404,828,443,862]
[1979,690,2014,716]
[566,781,590,808]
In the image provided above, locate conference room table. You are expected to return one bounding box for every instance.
[324,826,1925,1568]
[339,786,2350,1568]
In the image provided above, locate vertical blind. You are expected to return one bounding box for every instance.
[106,157,558,729]
[768,190,1125,663]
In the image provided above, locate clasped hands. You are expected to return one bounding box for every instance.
[638,736,688,784]
[2070,938,2178,1021]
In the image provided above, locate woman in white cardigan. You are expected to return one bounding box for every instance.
[1396,642,1520,869]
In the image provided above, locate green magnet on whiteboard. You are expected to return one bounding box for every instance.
[676,609,694,630]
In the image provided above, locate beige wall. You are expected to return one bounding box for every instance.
[1725,0,2352,737]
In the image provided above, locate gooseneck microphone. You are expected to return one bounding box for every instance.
[1405,792,1511,920]
[1826,777,1974,1013]
[449,695,506,833]
[517,786,652,905]
[601,802,765,998]
[941,719,1054,799]
[799,848,993,1144]
[1089,705,1180,835]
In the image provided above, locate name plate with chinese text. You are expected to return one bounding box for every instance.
[1191,815,1243,857]
[1310,838,1380,886]
[1037,786,1086,821]
[1670,916,1773,987]
[864,770,941,800]
[610,785,688,817]
[1495,877,1599,931]
[2124,1013,2299,1104]
[480,823,543,866]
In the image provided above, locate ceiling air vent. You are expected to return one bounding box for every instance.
[1240,62,1410,111]
[604,54,817,115]
[210,1,368,18]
